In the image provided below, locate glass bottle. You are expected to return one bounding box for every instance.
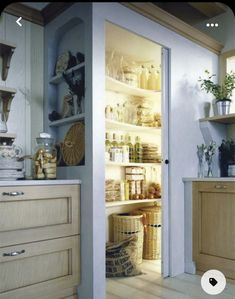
[156,65,161,91]
[126,135,135,162]
[112,106,118,121]
[33,133,57,179]
[148,65,158,90]
[119,135,125,147]
[105,132,111,153]
[140,65,149,89]
[110,133,118,162]
[123,102,129,123]
[135,136,143,163]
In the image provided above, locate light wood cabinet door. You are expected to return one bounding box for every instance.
[193,182,235,279]
[0,236,80,299]
[0,185,80,247]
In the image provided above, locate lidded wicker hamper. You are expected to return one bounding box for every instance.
[112,213,144,264]
[140,204,161,260]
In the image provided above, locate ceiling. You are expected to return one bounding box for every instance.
[152,2,229,26]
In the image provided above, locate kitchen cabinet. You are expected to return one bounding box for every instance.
[192,181,235,279]
[0,180,80,299]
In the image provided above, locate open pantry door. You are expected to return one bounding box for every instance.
[161,46,170,278]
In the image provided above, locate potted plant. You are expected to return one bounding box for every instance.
[198,70,235,115]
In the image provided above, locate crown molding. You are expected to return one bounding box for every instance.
[121,2,224,54]
[3,2,74,26]
[3,3,44,26]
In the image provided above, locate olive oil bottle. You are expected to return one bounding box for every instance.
[126,135,135,162]
[135,136,143,163]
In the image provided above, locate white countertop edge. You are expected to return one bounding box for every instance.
[0,179,81,186]
[183,177,235,182]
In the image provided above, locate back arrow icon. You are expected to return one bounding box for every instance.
[16,17,22,27]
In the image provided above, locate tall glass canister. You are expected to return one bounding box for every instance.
[33,133,57,179]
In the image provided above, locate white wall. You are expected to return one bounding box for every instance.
[0,13,44,175]
[92,4,218,296]
[195,7,235,53]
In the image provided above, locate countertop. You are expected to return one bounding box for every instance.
[0,179,81,186]
[183,177,235,182]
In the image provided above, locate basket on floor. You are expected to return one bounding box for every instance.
[112,213,144,264]
[140,204,161,260]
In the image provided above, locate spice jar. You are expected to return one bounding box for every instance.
[33,133,57,179]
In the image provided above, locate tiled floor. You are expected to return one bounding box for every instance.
[106,260,235,299]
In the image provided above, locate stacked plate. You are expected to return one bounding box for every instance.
[0,159,24,180]
[142,143,161,163]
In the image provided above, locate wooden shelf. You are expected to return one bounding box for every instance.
[49,62,85,85]
[0,40,16,81]
[49,113,85,127]
[105,198,161,207]
[106,76,161,98]
[106,161,161,167]
[0,86,17,121]
[106,119,161,133]
[199,113,235,124]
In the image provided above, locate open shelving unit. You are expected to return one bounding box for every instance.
[106,198,161,207]
[200,113,235,124]
[106,161,161,167]
[106,75,160,98]
[49,62,85,85]
[49,113,85,127]
[106,118,161,133]
[105,24,162,220]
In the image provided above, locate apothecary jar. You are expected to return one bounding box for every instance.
[33,133,57,179]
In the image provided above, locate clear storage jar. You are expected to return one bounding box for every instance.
[33,135,57,179]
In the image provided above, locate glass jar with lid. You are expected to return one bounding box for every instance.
[123,65,138,87]
[33,133,57,179]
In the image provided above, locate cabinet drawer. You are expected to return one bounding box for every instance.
[0,236,80,299]
[0,185,80,247]
[194,181,235,193]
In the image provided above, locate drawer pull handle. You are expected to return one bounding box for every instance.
[2,191,24,196]
[214,185,228,189]
[3,249,25,257]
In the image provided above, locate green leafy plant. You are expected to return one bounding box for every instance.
[198,70,235,101]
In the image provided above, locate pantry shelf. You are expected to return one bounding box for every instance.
[199,113,235,124]
[106,119,161,133]
[106,76,161,97]
[106,161,161,167]
[49,113,85,127]
[105,198,161,207]
[49,62,85,85]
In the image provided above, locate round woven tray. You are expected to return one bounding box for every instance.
[61,122,85,166]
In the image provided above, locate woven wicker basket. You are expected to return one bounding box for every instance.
[61,122,85,166]
[112,213,144,264]
[140,205,161,260]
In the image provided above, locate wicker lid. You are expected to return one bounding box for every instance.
[113,213,143,219]
[61,122,85,166]
[140,205,161,213]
